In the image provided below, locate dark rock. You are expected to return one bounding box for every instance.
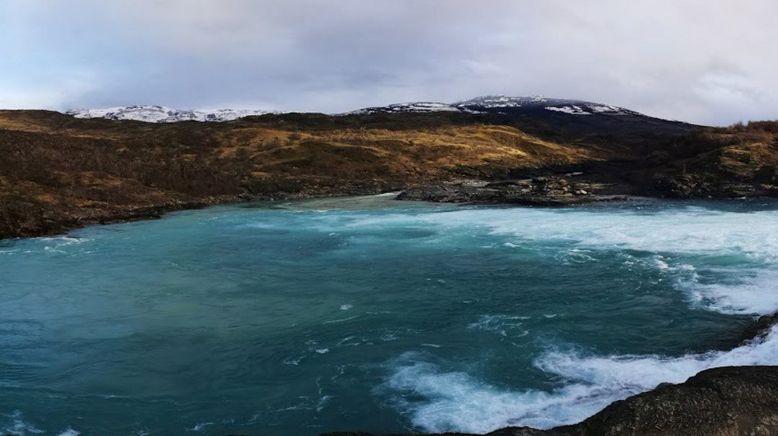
[739,313,778,344]
[398,175,627,207]
[566,366,778,436]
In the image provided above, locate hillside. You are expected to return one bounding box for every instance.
[0,105,775,239]
[648,121,778,197]
[0,109,596,238]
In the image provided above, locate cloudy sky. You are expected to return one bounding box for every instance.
[1,0,776,125]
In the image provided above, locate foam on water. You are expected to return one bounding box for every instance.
[468,315,530,337]
[388,326,778,433]
[345,205,778,315]
[0,411,80,436]
[339,205,778,259]
[1,411,44,435]
[187,422,213,432]
[342,203,778,321]
[382,203,778,433]
[683,268,778,315]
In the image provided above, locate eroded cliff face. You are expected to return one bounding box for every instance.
[0,109,776,239]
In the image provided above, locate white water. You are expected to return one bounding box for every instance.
[4,199,777,435]
[384,203,778,433]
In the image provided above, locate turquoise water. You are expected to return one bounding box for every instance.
[2,196,778,435]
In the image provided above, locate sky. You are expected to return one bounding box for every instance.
[1,0,776,125]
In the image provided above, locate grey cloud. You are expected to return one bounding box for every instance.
[1,0,777,125]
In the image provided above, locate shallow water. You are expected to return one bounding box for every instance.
[1,196,777,435]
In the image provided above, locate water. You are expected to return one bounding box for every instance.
[1,195,778,435]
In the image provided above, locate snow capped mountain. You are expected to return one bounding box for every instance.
[66,105,269,123]
[66,96,639,123]
[352,95,638,116]
[350,101,460,115]
[455,95,638,115]
[349,96,546,115]
[454,95,546,110]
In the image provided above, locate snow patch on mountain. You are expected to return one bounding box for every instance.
[544,103,636,116]
[67,105,269,123]
[544,105,592,115]
[350,102,460,115]
[454,95,546,111]
[589,104,623,113]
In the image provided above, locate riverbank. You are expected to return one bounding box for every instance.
[2,181,771,240]
[2,110,776,239]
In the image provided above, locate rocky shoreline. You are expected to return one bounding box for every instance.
[324,314,778,436]
[396,174,635,207]
[3,183,770,241]
[2,181,774,241]
[0,184,395,240]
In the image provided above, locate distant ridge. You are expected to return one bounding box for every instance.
[351,95,639,116]
[65,95,640,123]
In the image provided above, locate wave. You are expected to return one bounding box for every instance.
[387,324,778,433]
[343,205,778,260]
[1,410,44,435]
[380,203,778,433]
[468,314,530,337]
[0,410,80,436]
[679,268,778,315]
[423,205,778,317]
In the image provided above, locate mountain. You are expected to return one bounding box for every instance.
[349,101,460,115]
[66,105,269,123]
[64,96,644,123]
[352,95,692,142]
[63,97,691,149]
[352,95,639,116]
[456,95,640,115]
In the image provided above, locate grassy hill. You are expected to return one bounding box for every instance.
[0,109,775,238]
